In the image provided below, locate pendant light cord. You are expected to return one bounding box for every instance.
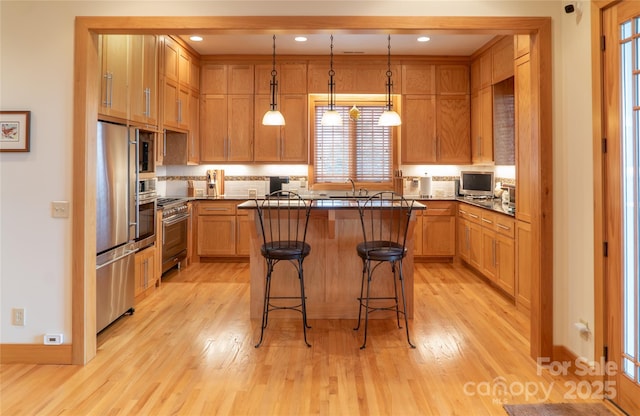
[328,34,336,111]
[270,35,278,111]
[386,34,393,111]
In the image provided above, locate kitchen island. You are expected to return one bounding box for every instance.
[238,198,426,320]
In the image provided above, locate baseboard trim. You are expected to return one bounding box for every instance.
[1,343,73,364]
[552,345,599,383]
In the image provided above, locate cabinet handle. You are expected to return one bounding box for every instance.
[102,73,110,106]
[497,224,511,231]
[144,88,150,117]
[482,218,493,224]
[469,213,479,219]
[108,72,113,108]
[459,209,467,215]
[492,240,496,267]
[177,99,182,123]
[204,207,230,212]
[163,129,167,157]
[144,259,148,287]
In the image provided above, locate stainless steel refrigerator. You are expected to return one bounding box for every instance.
[96,121,137,333]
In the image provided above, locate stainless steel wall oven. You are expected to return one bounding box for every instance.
[135,178,157,250]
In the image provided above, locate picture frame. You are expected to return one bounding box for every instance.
[1,111,31,152]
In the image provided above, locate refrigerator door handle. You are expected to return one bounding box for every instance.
[96,248,137,270]
[129,128,139,241]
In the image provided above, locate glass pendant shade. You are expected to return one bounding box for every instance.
[262,35,285,126]
[262,110,285,125]
[321,110,343,126]
[378,109,402,126]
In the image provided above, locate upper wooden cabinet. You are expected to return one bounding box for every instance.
[471,87,493,164]
[201,64,254,95]
[161,36,197,131]
[254,94,308,163]
[129,35,158,126]
[401,95,437,163]
[436,95,471,164]
[402,64,436,95]
[492,36,515,84]
[436,65,469,95]
[255,63,307,95]
[98,34,129,120]
[514,35,531,60]
[515,54,533,224]
[307,63,400,94]
[200,94,254,162]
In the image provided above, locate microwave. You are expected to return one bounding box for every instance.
[459,171,494,198]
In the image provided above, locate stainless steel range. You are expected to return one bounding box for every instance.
[157,197,190,274]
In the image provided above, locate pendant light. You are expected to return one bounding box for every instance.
[262,35,285,126]
[321,34,343,126]
[378,35,401,126]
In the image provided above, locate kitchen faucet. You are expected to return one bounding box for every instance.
[346,178,356,196]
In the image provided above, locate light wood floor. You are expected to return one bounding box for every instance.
[1,262,599,415]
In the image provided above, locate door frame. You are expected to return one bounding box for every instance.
[72,16,553,364]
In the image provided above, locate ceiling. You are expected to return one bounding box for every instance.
[179,33,496,57]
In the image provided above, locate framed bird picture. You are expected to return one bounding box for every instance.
[1,111,31,152]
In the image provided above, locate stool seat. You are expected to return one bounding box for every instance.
[357,241,405,262]
[262,241,311,260]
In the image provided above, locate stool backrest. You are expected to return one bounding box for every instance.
[256,191,312,247]
[358,191,415,251]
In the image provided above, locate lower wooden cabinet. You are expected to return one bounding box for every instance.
[135,245,157,302]
[196,201,237,256]
[236,209,252,256]
[458,202,515,298]
[515,220,532,310]
[417,201,456,258]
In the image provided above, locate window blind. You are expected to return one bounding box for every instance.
[314,105,392,183]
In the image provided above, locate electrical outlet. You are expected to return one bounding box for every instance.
[248,189,257,198]
[51,201,69,218]
[44,333,63,345]
[12,308,25,326]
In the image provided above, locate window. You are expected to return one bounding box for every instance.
[313,104,393,184]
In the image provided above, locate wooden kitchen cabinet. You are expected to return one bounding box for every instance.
[161,36,196,132]
[201,64,254,94]
[436,95,471,164]
[457,204,483,271]
[135,245,157,302]
[187,89,200,164]
[255,63,307,95]
[129,34,158,127]
[436,65,469,95]
[515,219,532,311]
[421,201,456,257]
[413,211,424,255]
[98,34,129,120]
[254,94,308,162]
[200,94,254,162]
[196,202,237,256]
[515,54,533,224]
[401,64,436,94]
[492,36,514,84]
[471,86,494,164]
[402,95,437,163]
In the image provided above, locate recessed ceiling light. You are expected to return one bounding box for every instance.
[190,36,203,42]
[294,36,308,42]
[417,36,431,43]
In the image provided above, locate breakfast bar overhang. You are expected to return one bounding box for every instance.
[238,198,426,320]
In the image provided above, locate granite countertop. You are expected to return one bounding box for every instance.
[456,196,515,217]
[237,198,426,210]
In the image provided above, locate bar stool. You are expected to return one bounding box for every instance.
[254,190,312,347]
[354,191,416,349]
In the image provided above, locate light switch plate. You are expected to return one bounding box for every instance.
[51,201,69,218]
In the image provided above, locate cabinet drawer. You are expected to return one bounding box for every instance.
[422,201,455,216]
[494,215,515,239]
[481,210,496,228]
[458,204,482,224]
[197,201,237,216]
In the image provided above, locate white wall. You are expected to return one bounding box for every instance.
[0,0,595,361]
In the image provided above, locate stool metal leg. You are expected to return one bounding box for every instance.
[255,259,274,348]
[360,260,373,349]
[298,258,311,347]
[397,260,416,348]
[354,258,368,331]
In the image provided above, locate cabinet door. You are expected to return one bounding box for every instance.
[423,215,456,256]
[496,234,515,296]
[178,85,190,130]
[130,35,158,126]
[187,90,199,164]
[457,218,470,261]
[163,80,179,129]
[402,64,436,94]
[280,94,308,162]
[515,55,533,223]
[515,220,532,310]
[201,64,227,94]
[491,36,514,85]
[163,36,179,84]
[436,95,470,164]
[197,216,236,256]
[402,95,437,163]
[482,229,497,282]
[200,95,227,162]
[280,63,307,94]
[254,94,281,162]
[99,35,129,119]
[178,47,191,87]
[437,65,469,95]
[228,65,254,94]
[468,221,483,270]
[413,213,424,255]
[227,95,254,161]
[472,87,493,164]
